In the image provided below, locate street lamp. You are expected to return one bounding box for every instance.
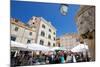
[60,4,68,15]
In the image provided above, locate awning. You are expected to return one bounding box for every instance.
[50,47,67,51]
[71,44,89,52]
[27,43,50,51]
[11,41,28,51]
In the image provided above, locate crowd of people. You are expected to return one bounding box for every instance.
[11,50,91,67]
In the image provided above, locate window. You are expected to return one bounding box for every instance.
[54,37,55,40]
[42,24,45,28]
[15,19,18,22]
[48,34,51,39]
[40,40,44,45]
[49,29,51,32]
[41,31,45,37]
[29,32,32,36]
[11,36,16,41]
[31,18,33,20]
[80,21,83,24]
[27,40,31,44]
[53,43,55,47]
[58,43,60,47]
[53,32,55,35]
[48,42,51,46]
[33,22,35,24]
[35,18,37,20]
[15,27,18,31]
[76,39,80,42]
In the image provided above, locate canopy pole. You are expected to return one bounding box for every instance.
[14,50,18,57]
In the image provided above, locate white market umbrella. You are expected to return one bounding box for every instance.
[59,47,67,51]
[11,41,28,51]
[27,43,50,51]
[50,47,60,51]
[50,47,67,51]
[71,44,88,52]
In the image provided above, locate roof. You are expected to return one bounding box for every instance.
[10,18,36,32]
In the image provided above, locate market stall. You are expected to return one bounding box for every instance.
[71,44,88,52]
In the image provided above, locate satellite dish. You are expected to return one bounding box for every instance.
[60,4,68,15]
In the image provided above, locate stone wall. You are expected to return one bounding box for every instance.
[57,33,80,50]
[75,5,95,61]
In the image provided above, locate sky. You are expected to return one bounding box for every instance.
[11,0,80,37]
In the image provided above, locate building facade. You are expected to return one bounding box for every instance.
[28,16,56,47]
[11,16,56,48]
[56,38,61,47]
[11,18,36,44]
[75,5,95,61]
[56,33,80,50]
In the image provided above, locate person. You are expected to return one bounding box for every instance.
[32,57,36,64]
[45,55,49,64]
[27,56,33,65]
[75,53,81,62]
[11,52,16,66]
[21,55,28,65]
[40,54,46,64]
[64,52,67,61]
[54,55,60,64]
[48,54,53,64]
[60,54,65,63]
[66,53,73,63]
[15,55,21,66]
[51,54,55,64]
[72,54,77,63]
[86,51,91,62]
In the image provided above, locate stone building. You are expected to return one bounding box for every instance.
[28,16,56,47]
[75,5,95,61]
[56,38,61,47]
[11,16,56,48]
[56,33,80,50]
[11,18,36,44]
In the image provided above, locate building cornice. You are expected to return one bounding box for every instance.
[40,17,57,31]
[11,18,36,32]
